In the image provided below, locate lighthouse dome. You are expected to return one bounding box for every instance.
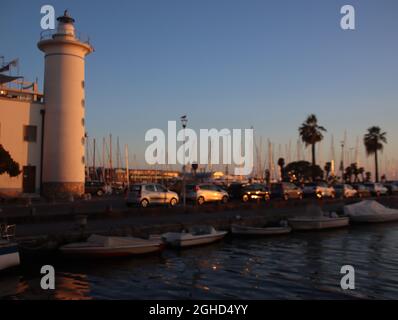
[55,10,76,38]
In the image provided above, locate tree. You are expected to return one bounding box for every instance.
[344,165,353,183]
[285,161,324,183]
[358,167,365,182]
[364,126,387,182]
[324,162,332,180]
[0,144,21,177]
[365,171,372,182]
[277,158,285,181]
[299,114,326,167]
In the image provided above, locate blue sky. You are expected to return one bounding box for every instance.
[1,0,398,171]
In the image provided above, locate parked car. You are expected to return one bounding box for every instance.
[227,183,248,200]
[352,184,372,198]
[364,183,388,197]
[186,184,229,205]
[126,183,179,208]
[228,183,270,202]
[384,181,398,195]
[85,181,107,197]
[302,182,335,199]
[333,184,358,198]
[270,182,303,200]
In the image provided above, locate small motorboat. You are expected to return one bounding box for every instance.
[161,225,227,248]
[59,234,164,258]
[288,204,349,231]
[344,200,398,224]
[0,224,20,272]
[288,216,349,231]
[231,224,292,236]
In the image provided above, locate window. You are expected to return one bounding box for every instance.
[145,185,156,192]
[82,80,85,89]
[81,99,85,108]
[82,118,85,126]
[156,185,167,192]
[23,125,37,142]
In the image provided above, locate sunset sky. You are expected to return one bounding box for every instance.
[1,0,397,174]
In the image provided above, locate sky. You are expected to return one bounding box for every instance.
[1,0,398,174]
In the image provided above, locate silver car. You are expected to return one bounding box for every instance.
[185,184,229,205]
[126,183,179,208]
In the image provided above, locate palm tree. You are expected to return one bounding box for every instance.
[277,158,285,181]
[363,126,387,182]
[299,114,326,167]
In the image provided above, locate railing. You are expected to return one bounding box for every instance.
[39,29,91,45]
[0,224,16,241]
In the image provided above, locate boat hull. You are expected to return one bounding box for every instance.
[0,243,20,272]
[231,225,292,236]
[60,244,164,258]
[164,231,227,248]
[288,217,349,231]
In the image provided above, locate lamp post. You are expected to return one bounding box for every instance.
[181,115,188,209]
[340,141,345,182]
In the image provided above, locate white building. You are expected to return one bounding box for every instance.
[0,11,93,198]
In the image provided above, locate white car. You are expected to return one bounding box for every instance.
[334,184,358,198]
[364,183,388,197]
[303,182,335,199]
[126,183,179,207]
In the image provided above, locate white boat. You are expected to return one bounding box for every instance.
[288,216,349,230]
[231,224,292,236]
[288,204,349,230]
[0,224,20,272]
[161,226,227,248]
[60,234,164,258]
[344,200,398,224]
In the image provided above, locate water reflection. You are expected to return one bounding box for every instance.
[1,223,398,299]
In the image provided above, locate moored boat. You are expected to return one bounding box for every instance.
[161,225,227,248]
[59,234,164,258]
[288,216,349,231]
[0,224,20,272]
[344,200,398,224]
[231,224,292,236]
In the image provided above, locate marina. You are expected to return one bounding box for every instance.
[1,1,398,303]
[2,220,398,300]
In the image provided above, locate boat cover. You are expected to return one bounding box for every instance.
[344,200,398,217]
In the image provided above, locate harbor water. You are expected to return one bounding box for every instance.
[1,222,398,300]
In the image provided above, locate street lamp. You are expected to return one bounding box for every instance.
[181,115,188,209]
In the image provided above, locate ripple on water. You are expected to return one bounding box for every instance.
[2,224,398,299]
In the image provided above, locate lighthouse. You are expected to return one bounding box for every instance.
[38,11,94,198]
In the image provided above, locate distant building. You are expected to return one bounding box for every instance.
[0,11,93,198]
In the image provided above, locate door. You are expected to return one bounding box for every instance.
[23,166,36,194]
[155,184,168,204]
[145,184,160,204]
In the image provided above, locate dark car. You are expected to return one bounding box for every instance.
[352,184,371,198]
[242,184,270,202]
[270,182,303,200]
[85,181,107,197]
[227,183,247,200]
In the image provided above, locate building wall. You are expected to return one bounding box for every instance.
[0,97,44,196]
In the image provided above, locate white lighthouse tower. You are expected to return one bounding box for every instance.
[38,11,94,198]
